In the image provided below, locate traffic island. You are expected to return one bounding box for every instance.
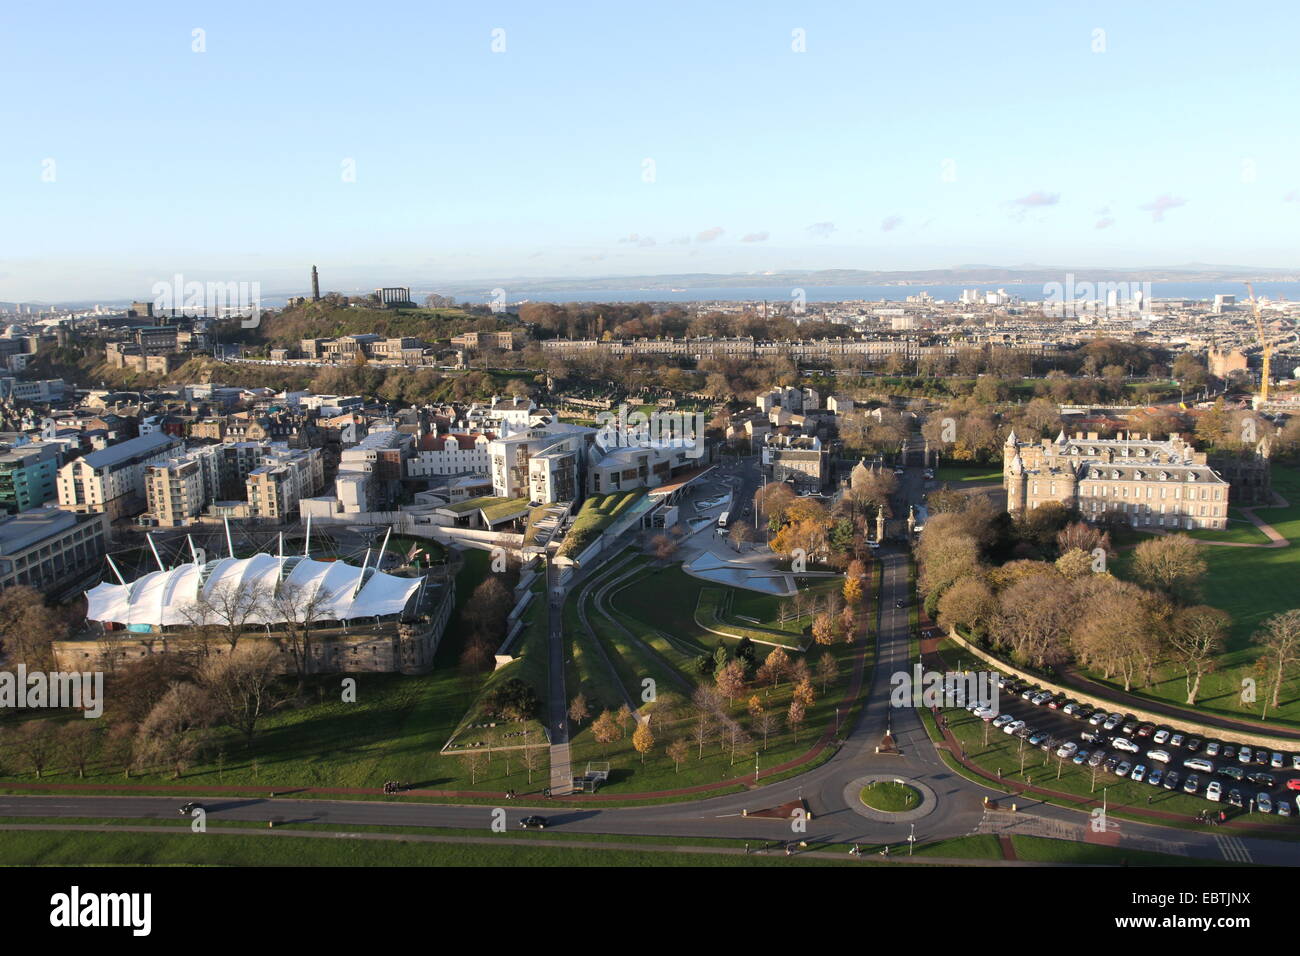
[844,774,937,823]
[859,781,921,813]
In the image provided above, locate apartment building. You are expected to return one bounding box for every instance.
[0,505,109,593]
[408,433,492,478]
[0,441,61,513]
[56,432,183,521]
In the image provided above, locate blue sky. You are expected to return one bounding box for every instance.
[2,0,1299,300]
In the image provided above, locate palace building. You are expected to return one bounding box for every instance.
[1003,430,1230,531]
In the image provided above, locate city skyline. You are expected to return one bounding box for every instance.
[4,0,1300,300]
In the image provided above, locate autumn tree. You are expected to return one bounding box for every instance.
[1130,534,1207,604]
[591,710,620,756]
[133,682,214,778]
[816,653,839,693]
[715,659,746,703]
[811,612,835,646]
[787,698,807,742]
[567,693,590,727]
[756,647,791,687]
[632,719,655,764]
[0,586,69,670]
[666,737,689,772]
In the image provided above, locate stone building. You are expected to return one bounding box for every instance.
[1003,430,1230,531]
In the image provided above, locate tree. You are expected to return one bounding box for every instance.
[59,721,100,778]
[460,750,487,785]
[591,710,620,756]
[0,586,69,670]
[1168,606,1228,705]
[14,721,57,778]
[520,737,543,784]
[811,612,835,646]
[754,709,781,749]
[197,579,269,653]
[715,659,746,703]
[269,582,334,692]
[756,647,791,687]
[649,533,679,562]
[787,698,807,742]
[936,576,996,637]
[816,653,839,693]
[133,682,214,778]
[198,642,283,743]
[615,703,634,739]
[1253,609,1300,712]
[567,693,590,727]
[992,571,1076,671]
[666,737,689,773]
[843,575,863,606]
[632,719,655,764]
[1130,535,1207,604]
[727,522,754,553]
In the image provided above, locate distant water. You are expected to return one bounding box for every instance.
[456,281,1300,305]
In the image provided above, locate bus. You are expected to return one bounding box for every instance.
[716,511,730,533]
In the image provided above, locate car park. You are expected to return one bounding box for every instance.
[1183,757,1214,774]
[1152,728,1170,744]
[1113,737,1139,753]
[1116,761,1132,778]
[1258,793,1273,814]
[1182,773,1201,794]
[1163,771,1181,790]
[1130,764,1146,782]
[1057,742,1079,759]
[1228,789,1244,808]
[1206,780,1222,801]
[1146,749,1171,763]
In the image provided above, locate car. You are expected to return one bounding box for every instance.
[1247,771,1275,788]
[1183,757,1214,774]
[1170,733,1185,748]
[1049,695,1070,710]
[1292,755,1300,771]
[1088,711,1108,727]
[974,706,997,720]
[1014,725,1033,740]
[1136,722,1155,738]
[1183,773,1201,794]
[178,802,203,816]
[1205,741,1222,757]
[1122,718,1140,735]
[1103,713,1123,731]
[1228,789,1245,808]
[1088,750,1107,768]
[1081,729,1106,745]
[1003,720,1026,735]
[894,600,907,609]
[1057,742,1079,759]
[519,815,548,830]
[1029,732,1048,747]
[1222,745,1237,760]
[1146,749,1172,764]
[1104,756,1121,773]
[1279,801,1293,818]
[1287,778,1300,792]
[1186,736,1203,753]
[1148,767,1164,787]
[1115,761,1133,778]
[1163,771,1181,791]
[1216,766,1245,782]
[1032,692,1053,706]
[1021,688,1038,701]
[1062,702,1080,716]
[1072,706,1093,721]
[1257,793,1273,815]
[1254,751,1270,766]
[1152,728,1170,744]
[1113,737,1140,754]
[1238,746,1253,765]
[1073,749,1090,765]
[992,713,1014,729]
[1272,753,1286,769]
[1206,780,1223,801]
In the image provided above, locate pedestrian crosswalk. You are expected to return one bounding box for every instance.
[1214,834,1253,863]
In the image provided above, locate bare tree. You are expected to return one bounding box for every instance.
[1254,609,1300,713]
[198,642,284,743]
[133,682,214,778]
[1168,606,1228,705]
[59,721,100,778]
[14,721,57,778]
[270,582,335,693]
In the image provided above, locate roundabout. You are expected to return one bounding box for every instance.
[843,774,938,823]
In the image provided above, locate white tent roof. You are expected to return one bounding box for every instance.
[86,554,422,628]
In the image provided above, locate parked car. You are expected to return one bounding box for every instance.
[1286,778,1300,792]
[1057,742,1079,759]
[1029,732,1048,747]
[1103,713,1123,731]
[1247,772,1275,787]
[1272,752,1286,769]
[1152,728,1171,744]
[1278,800,1292,818]
[1136,722,1156,738]
[1072,706,1093,721]
[1206,780,1223,801]
[1032,692,1053,706]
[1238,746,1253,765]
[1081,729,1107,745]
[1131,764,1147,783]
[1003,720,1025,735]
[1163,771,1181,790]
[1257,793,1273,815]
[1088,750,1106,768]
[974,706,997,720]
[1048,695,1070,710]
[1292,754,1300,771]
[1183,757,1214,774]
[992,713,1014,729]
[1222,745,1237,760]
[1014,725,1033,739]
[1170,733,1185,748]
[1205,741,1222,757]
[1062,702,1081,716]
[1122,718,1140,735]
[1148,767,1164,787]
[1183,773,1201,794]
[1113,737,1139,754]
[1186,736,1203,753]
[1115,761,1133,778]
[1218,766,1245,782]
[1146,749,1172,764]
[1103,756,1121,773]
[1227,789,1244,808]
[1021,688,1039,701]
[1073,749,1090,765]
[1088,711,1108,727]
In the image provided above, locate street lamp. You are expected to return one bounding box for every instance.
[908,823,915,856]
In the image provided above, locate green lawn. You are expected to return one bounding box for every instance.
[1184,508,1273,545]
[559,490,647,556]
[935,463,1003,483]
[859,781,920,812]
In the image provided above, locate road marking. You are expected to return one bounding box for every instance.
[1214,834,1252,863]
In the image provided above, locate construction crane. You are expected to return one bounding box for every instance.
[1244,282,1276,404]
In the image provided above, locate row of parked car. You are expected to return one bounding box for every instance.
[967,675,1300,818]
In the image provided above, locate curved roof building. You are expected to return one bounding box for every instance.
[85,553,421,629]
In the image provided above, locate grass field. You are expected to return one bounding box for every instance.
[935,462,1003,483]
[1093,464,1300,726]
[859,781,920,812]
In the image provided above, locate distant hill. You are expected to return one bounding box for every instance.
[242,301,511,348]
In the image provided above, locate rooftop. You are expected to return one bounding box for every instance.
[0,506,81,554]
